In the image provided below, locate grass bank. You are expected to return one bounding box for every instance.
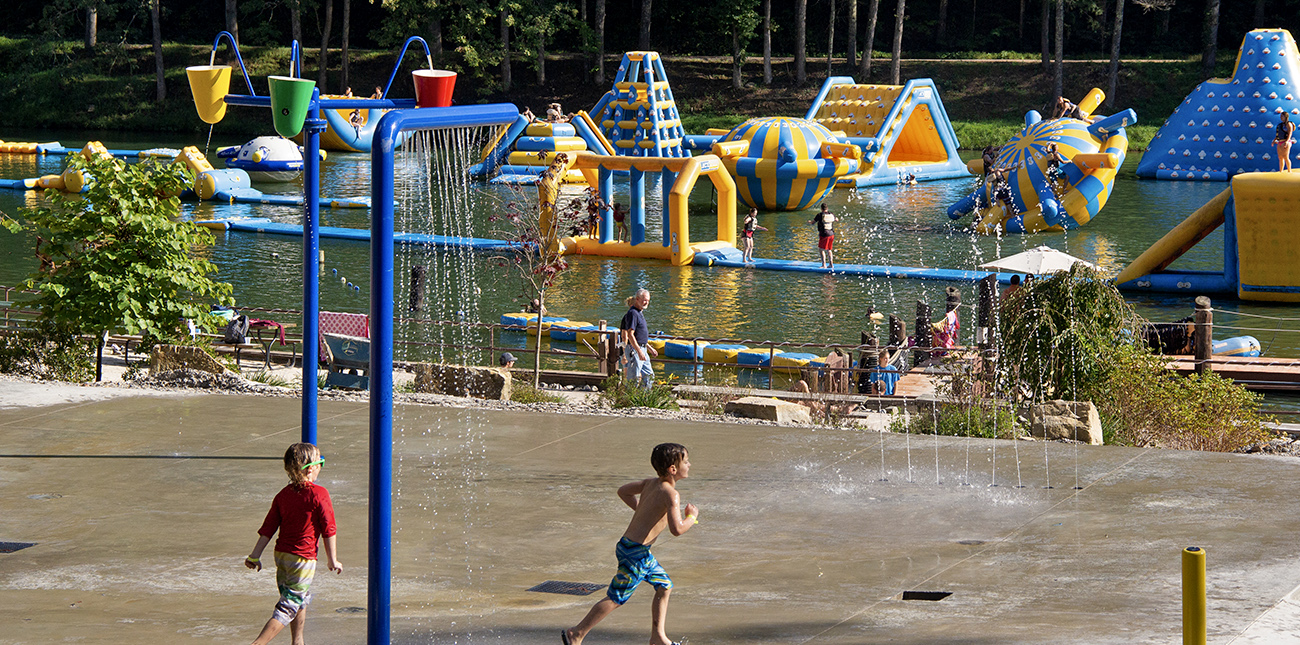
[0,37,1221,150]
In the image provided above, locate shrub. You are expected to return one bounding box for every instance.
[599,375,679,410]
[0,322,95,382]
[247,370,292,388]
[889,403,1021,439]
[511,382,567,404]
[1098,345,1270,452]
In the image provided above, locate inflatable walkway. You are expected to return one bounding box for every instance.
[804,77,968,187]
[468,111,613,184]
[1116,171,1300,301]
[588,52,687,157]
[1137,29,1300,180]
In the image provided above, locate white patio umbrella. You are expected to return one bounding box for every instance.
[977,246,1096,275]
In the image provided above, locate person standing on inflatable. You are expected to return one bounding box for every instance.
[811,203,836,269]
[740,207,767,264]
[1276,112,1295,173]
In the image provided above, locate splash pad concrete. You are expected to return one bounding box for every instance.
[1,389,1297,643]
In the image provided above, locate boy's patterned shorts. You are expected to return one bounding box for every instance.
[270,551,317,624]
[606,536,672,605]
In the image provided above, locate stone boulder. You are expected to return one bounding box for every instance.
[150,345,231,376]
[1029,400,1103,445]
[725,396,813,425]
[411,363,511,400]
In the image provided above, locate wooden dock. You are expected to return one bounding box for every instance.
[1166,355,1300,392]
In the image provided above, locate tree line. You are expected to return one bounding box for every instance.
[13,0,1286,104]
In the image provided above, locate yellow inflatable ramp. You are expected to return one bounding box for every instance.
[1234,172,1300,302]
[1114,188,1231,285]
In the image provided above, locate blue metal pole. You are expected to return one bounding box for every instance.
[369,117,396,645]
[599,167,614,244]
[630,168,646,246]
[302,90,323,446]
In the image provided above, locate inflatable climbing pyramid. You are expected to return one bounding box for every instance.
[1137,28,1300,181]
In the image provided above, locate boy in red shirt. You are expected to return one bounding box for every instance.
[244,443,342,644]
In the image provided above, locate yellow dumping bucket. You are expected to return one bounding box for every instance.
[186,65,233,125]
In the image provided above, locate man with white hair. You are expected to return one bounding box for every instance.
[620,288,657,389]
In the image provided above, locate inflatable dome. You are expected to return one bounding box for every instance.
[716,117,859,211]
[216,136,304,183]
[948,90,1136,234]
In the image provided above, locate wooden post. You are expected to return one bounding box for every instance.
[976,274,996,349]
[913,300,932,368]
[598,320,618,376]
[1194,296,1213,375]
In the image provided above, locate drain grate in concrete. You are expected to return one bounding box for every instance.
[527,581,607,596]
[0,542,36,553]
[335,606,366,614]
[902,590,952,601]
[957,539,985,546]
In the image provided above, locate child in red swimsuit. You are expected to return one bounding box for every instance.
[245,443,341,645]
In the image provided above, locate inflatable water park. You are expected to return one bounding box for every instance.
[1137,28,1300,181]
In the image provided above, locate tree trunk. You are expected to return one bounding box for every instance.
[341,0,351,91]
[827,0,836,77]
[732,28,744,89]
[890,0,904,85]
[152,0,165,102]
[1040,0,1050,72]
[85,6,97,50]
[532,294,545,388]
[859,0,879,78]
[967,0,976,40]
[1053,0,1063,100]
[595,0,606,83]
[763,0,772,84]
[796,0,807,85]
[937,0,947,43]
[1201,0,1219,78]
[225,0,239,44]
[639,0,651,50]
[1253,0,1264,29]
[847,0,857,69]
[537,29,546,85]
[1018,0,1025,41]
[1156,7,1169,37]
[318,0,333,89]
[429,16,443,63]
[500,6,511,91]
[580,0,589,82]
[291,0,302,45]
[1106,0,1124,107]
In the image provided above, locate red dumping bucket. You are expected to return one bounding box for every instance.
[412,70,456,108]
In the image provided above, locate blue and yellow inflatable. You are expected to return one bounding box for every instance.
[716,117,859,211]
[948,90,1136,234]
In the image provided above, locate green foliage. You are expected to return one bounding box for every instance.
[889,404,1021,439]
[16,154,233,342]
[599,375,680,411]
[1098,345,1270,452]
[678,112,748,135]
[0,321,96,382]
[510,382,566,404]
[998,265,1143,403]
[247,370,292,387]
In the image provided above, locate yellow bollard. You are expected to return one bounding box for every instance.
[1183,546,1206,645]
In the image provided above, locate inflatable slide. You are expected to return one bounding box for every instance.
[1137,28,1300,180]
[469,111,613,184]
[1116,171,1300,301]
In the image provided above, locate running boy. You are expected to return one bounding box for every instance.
[245,443,341,645]
[563,443,699,645]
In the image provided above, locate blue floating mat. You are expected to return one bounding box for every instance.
[736,349,783,367]
[663,339,709,360]
[197,217,520,252]
[550,324,597,341]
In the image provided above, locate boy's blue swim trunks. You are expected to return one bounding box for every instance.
[606,536,672,604]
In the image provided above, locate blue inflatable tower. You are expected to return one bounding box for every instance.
[589,52,687,157]
[1137,29,1300,180]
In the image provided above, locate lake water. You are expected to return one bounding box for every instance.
[0,127,1294,395]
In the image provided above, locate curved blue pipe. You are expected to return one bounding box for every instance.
[210,31,256,96]
[380,36,433,100]
[369,103,518,645]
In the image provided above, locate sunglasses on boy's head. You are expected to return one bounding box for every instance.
[301,456,325,470]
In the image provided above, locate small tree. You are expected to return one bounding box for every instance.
[489,154,589,387]
[16,154,233,380]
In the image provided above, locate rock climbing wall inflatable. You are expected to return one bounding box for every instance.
[1137,28,1300,181]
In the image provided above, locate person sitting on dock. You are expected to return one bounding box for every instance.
[930,287,962,356]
